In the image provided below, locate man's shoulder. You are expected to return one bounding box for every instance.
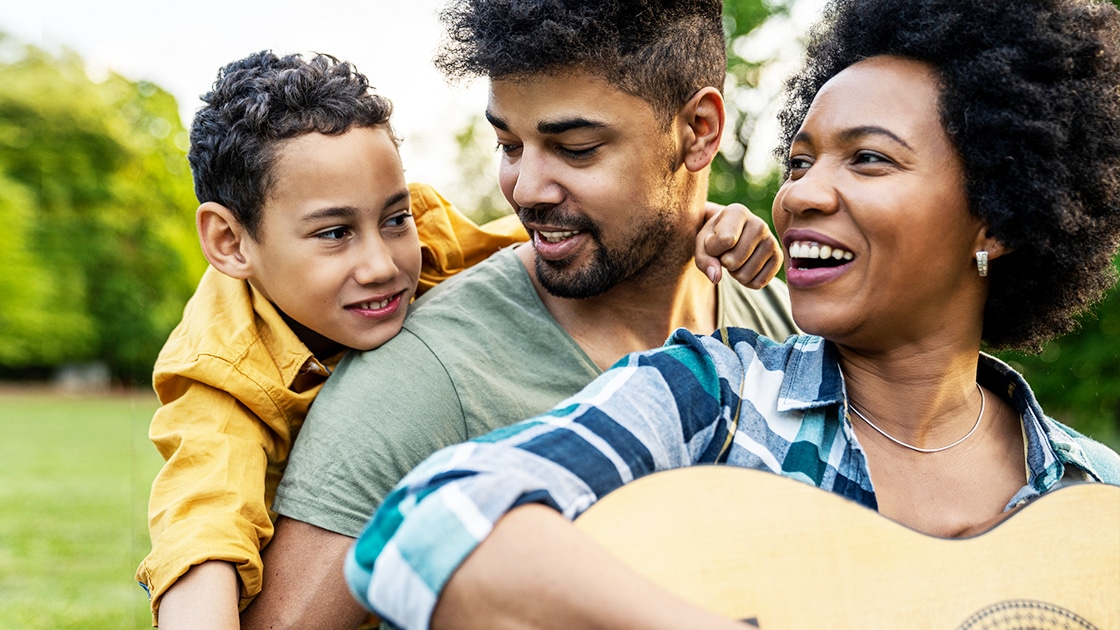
[718,276,799,341]
[401,246,554,341]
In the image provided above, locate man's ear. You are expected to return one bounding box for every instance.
[679,86,725,173]
[197,202,254,280]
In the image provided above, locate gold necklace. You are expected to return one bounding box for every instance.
[847,383,985,454]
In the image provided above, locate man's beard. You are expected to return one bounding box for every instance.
[520,204,685,299]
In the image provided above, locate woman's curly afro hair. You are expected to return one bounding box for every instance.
[776,0,1120,352]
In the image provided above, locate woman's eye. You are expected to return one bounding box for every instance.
[788,156,812,171]
[854,151,891,165]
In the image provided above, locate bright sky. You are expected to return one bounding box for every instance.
[1,0,825,194]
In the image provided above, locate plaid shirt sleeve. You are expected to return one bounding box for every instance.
[344,330,747,629]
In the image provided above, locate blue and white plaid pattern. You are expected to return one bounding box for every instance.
[346,328,1118,630]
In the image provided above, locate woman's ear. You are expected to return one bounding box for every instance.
[974,226,1014,261]
[197,202,254,280]
[679,86,725,173]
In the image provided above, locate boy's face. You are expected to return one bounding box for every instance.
[486,71,701,298]
[241,126,420,354]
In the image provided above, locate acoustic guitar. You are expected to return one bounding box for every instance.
[575,466,1120,629]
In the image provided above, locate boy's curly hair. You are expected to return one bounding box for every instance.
[188,51,395,239]
[776,0,1120,352]
[434,0,726,125]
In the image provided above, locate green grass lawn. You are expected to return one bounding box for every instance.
[0,389,164,629]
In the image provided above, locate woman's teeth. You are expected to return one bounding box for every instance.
[789,241,854,261]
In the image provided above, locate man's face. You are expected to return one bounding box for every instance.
[487,71,700,298]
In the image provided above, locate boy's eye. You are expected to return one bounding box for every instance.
[496,142,521,156]
[382,212,413,229]
[316,227,350,240]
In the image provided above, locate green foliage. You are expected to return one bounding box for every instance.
[995,257,1120,452]
[0,34,205,383]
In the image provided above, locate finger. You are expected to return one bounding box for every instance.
[727,241,783,289]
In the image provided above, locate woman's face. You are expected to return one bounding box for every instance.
[772,55,989,351]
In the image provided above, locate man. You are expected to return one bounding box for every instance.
[242,1,797,626]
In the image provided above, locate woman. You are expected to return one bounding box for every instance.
[347,0,1120,627]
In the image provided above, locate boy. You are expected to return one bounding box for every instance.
[139,49,780,628]
[135,50,528,627]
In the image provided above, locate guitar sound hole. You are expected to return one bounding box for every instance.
[957,600,1097,630]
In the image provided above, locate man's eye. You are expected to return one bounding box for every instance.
[496,142,521,155]
[556,145,600,160]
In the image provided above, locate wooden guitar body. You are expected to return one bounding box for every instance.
[575,466,1120,629]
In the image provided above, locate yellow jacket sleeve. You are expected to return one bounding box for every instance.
[135,269,328,623]
[410,182,528,294]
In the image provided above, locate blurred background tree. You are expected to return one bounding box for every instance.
[0,0,1116,449]
[0,33,205,384]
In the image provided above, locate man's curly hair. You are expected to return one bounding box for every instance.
[188,51,396,239]
[776,0,1120,352]
[434,0,726,125]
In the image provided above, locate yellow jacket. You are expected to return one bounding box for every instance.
[136,183,526,621]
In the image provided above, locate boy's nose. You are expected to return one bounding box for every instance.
[354,237,399,285]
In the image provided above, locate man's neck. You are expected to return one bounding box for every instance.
[516,245,719,371]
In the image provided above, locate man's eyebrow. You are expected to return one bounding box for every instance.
[485,110,508,131]
[537,117,606,135]
[484,110,606,136]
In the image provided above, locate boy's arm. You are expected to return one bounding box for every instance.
[138,371,285,623]
[695,202,783,289]
[157,561,240,630]
[240,518,369,630]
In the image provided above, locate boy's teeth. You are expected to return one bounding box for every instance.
[360,298,392,310]
[539,230,578,243]
[789,241,854,261]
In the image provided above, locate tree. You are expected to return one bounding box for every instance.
[0,34,205,383]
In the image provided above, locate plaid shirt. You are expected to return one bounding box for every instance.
[347,328,1120,630]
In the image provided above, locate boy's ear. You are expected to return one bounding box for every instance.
[679,86,725,173]
[197,202,254,280]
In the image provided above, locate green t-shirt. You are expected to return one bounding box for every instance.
[273,246,797,536]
